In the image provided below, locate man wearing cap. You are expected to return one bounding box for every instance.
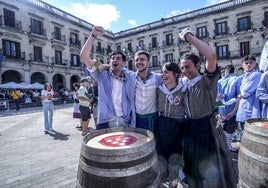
[78,77,93,136]
[80,26,134,129]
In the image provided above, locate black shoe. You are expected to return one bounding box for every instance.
[82,131,88,136]
[44,131,48,134]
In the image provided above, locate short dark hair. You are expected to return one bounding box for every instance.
[225,64,235,74]
[134,50,150,60]
[241,55,256,63]
[109,51,126,61]
[162,62,181,79]
[180,53,200,65]
[73,82,80,89]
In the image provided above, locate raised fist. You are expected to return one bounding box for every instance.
[179,27,193,41]
[92,26,105,37]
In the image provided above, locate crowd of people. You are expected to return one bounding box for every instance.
[36,25,266,188]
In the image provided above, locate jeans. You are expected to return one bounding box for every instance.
[43,101,54,131]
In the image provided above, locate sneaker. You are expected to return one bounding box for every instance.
[49,129,54,132]
[44,130,48,134]
[162,179,178,188]
[82,131,88,136]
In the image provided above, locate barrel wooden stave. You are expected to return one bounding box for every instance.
[77,127,160,188]
[238,118,268,188]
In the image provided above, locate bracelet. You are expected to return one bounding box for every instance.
[91,33,97,38]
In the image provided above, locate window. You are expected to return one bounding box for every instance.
[71,54,80,66]
[264,11,268,27]
[31,18,43,35]
[138,40,144,49]
[34,46,42,62]
[127,43,132,52]
[197,26,207,38]
[152,37,157,48]
[106,45,112,54]
[128,60,133,70]
[4,8,15,27]
[55,50,62,64]
[216,45,229,59]
[116,45,121,51]
[97,42,102,52]
[240,41,250,57]
[70,32,78,44]
[216,22,227,35]
[54,27,61,40]
[152,56,158,67]
[165,53,173,62]
[2,39,20,59]
[238,16,251,32]
[166,34,173,46]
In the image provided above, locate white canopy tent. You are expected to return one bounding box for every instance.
[0,82,19,89]
[0,82,44,90]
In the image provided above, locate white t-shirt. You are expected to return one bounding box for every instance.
[41,90,54,102]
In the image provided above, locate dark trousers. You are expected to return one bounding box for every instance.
[14,99,20,110]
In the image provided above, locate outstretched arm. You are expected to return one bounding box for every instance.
[179,28,217,73]
[80,26,105,68]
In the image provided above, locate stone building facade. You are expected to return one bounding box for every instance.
[0,0,267,90]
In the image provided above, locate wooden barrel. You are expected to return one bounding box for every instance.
[77,127,160,188]
[238,118,268,188]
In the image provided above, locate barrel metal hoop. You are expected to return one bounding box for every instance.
[245,126,268,138]
[79,153,158,177]
[243,131,268,145]
[240,146,268,164]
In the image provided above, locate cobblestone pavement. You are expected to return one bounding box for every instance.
[0,104,239,188]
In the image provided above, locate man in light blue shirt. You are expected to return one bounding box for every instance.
[256,71,268,118]
[236,55,262,129]
[217,64,241,152]
[80,26,134,129]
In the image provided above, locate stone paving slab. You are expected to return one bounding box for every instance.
[0,104,94,188]
[0,104,239,188]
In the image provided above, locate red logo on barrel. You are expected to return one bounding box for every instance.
[262,123,268,128]
[99,134,137,147]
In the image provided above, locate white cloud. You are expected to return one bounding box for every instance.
[166,0,229,18]
[128,19,138,27]
[206,0,229,6]
[60,3,120,30]
[166,9,192,18]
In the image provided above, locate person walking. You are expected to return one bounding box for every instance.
[178,27,238,188]
[10,89,22,111]
[41,83,55,134]
[80,26,134,129]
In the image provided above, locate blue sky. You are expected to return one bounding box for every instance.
[42,0,228,33]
